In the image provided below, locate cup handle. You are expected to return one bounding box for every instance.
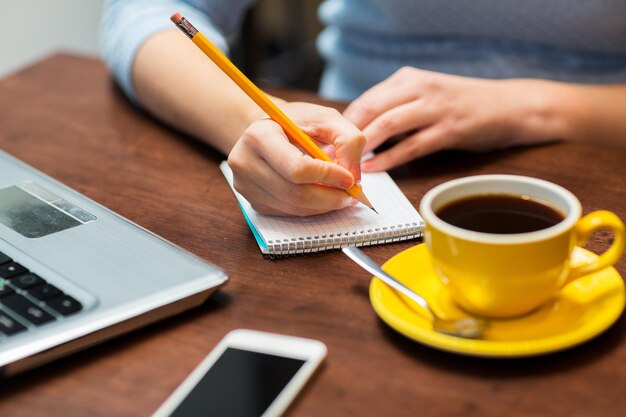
[562,210,625,286]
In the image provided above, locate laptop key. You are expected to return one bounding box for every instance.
[11,273,45,290]
[46,295,82,316]
[0,262,28,279]
[0,310,26,336]
[28,283,62,301]
[0,251,11,265]
[0,281,15,298]
[1,294,55,326]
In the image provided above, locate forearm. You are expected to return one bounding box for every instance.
[510,79,626,149]
[133,29,271,155]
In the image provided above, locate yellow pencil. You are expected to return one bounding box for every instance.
[170,12,376,213]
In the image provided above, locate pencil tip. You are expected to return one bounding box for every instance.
[352,189,377,213]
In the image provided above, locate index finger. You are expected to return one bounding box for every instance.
[343,82,418,130]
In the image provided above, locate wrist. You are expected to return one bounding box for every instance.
[503,79,572,145]
[226,97,284,154]
[243,95,288,123]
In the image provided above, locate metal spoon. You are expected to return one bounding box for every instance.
[342,246,487,339]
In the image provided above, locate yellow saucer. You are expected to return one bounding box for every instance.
[369,244,625,357]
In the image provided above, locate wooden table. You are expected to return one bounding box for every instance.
[1,54,625,417]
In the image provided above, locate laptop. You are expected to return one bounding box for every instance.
[0,150,227,377]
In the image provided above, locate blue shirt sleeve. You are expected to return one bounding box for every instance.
[100,0,232,102]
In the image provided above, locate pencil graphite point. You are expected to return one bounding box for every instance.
[353,189,377,213]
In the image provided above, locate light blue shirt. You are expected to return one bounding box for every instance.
[101,0,626,102]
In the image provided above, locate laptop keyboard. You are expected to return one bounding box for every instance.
[0,250,82,337]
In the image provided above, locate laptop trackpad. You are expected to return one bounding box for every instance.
[0,182,95,238]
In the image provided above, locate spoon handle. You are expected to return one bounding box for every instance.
[342,246,433,317]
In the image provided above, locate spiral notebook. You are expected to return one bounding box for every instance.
[220,162,423,256]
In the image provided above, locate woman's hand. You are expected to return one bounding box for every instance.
[344,67,558,172]
[228,102,366,216]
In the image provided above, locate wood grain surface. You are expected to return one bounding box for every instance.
[0,54,625,417]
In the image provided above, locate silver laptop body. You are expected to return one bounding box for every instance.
[0,150,227,377]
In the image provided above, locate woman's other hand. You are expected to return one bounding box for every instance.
[344,67,559,171]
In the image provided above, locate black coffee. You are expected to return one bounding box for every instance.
[436,195,565,234]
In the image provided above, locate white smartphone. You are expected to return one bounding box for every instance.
[152,329,327,417]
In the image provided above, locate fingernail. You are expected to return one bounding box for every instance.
[350,162,361,181]
[361,160,373,172]
[340,177,354,189]
[350,198,360,206]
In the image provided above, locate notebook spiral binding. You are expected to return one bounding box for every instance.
[265,222,422,257]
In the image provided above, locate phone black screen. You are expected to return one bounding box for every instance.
[170,348,305,417]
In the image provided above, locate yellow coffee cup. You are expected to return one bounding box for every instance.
[419,175,625,318]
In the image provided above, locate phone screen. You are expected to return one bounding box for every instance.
[169,347,306,417]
